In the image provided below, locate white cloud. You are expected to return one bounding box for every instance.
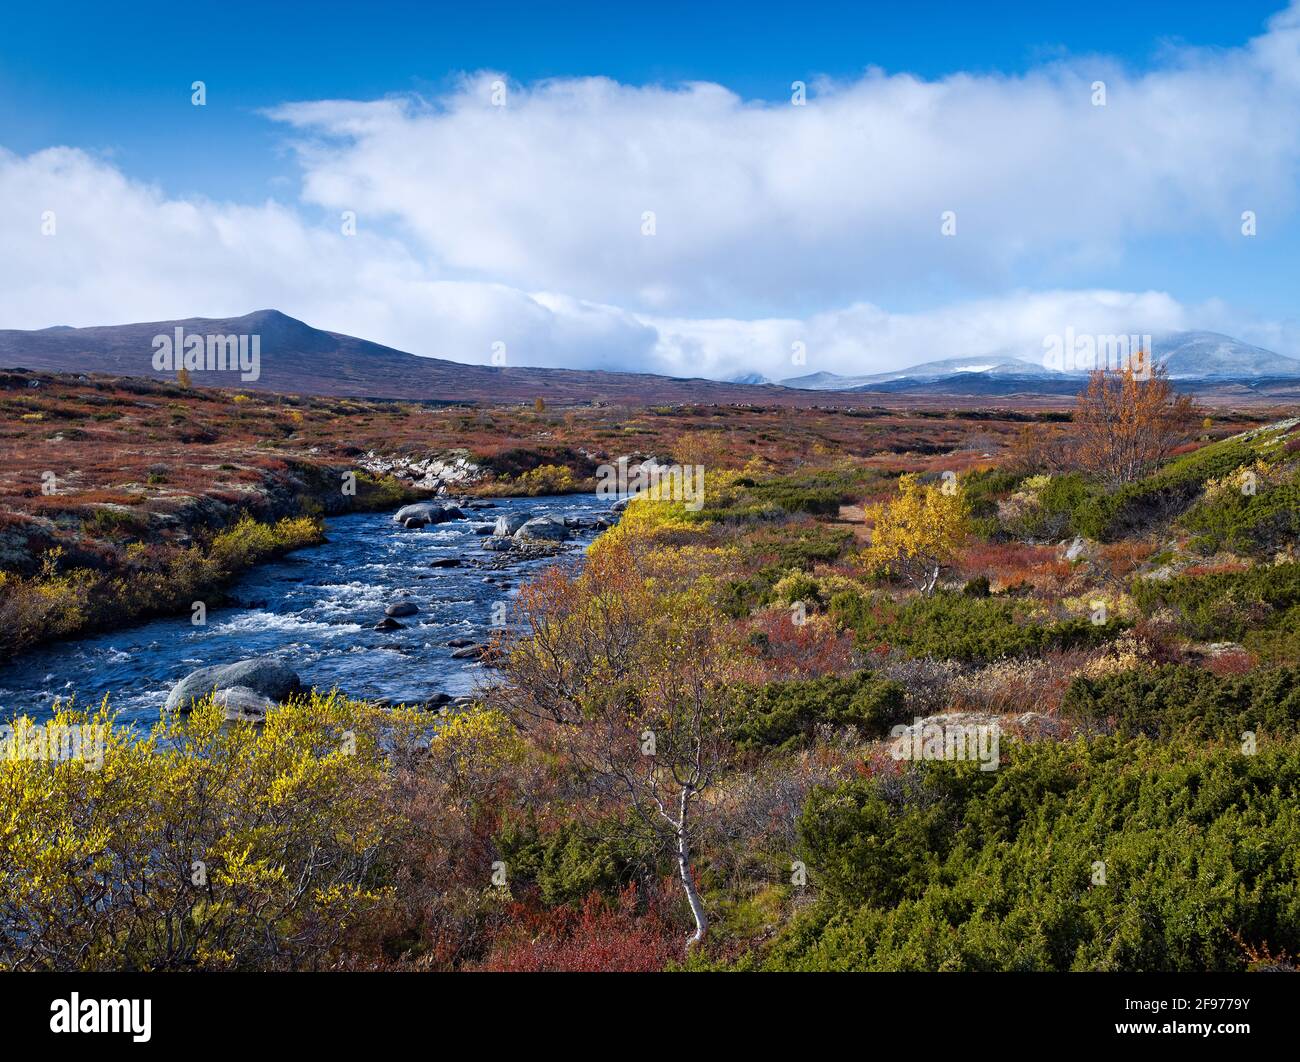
[266,5,1300,315]
[2,5,1300,381]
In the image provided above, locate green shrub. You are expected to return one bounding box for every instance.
[962,468,1024,521]
[1062,664,1300,741]
[729,671,907,751]
[761,735,1300,970]
[1182,475,1300,557]
[829,589,1126,663]
[1084,430,1294,541]
[495,816,652,908]
[1131,562,1300,641]
[686,469,870,523]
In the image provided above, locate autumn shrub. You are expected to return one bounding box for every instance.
[1061,663,1300,741]
[728,671,906,752]
[0,693,425,971]
[502,463,579,495]
[714,522,856,618]
[948,653,1088,716]
[741,609,858,678]
[761,735,1300,970]
[1071,366,1199,488]
[477,884,680,972]
[955,540,1072,593]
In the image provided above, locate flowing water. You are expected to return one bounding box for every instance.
[0,494,613,726]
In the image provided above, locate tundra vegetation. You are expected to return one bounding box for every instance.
[1,368,1298,970]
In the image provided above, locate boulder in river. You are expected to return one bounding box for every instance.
[482,537,513,552]
[394,501,464,527]
[165,658,301,715]
[513,515,571,542]
[473,524,494,536]
[429,557,462,568]
[493,512,532,536]
[385,600,420,617]
[211,686,276,724]
[374,617,404,631]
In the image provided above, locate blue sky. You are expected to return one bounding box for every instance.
[1,0,1298,377]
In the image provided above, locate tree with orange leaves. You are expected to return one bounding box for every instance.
[1073,364,1199,487]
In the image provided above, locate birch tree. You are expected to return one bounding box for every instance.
[491,542,732,949]
[1073,365,1199,487]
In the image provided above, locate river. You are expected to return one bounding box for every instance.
[0,493,613,726]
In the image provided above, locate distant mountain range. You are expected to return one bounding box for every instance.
[778,332,1300,398]
[2,313,1298,405]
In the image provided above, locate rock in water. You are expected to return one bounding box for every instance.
[165,658,301,714]
[385,600,420,617]
[513,516,571,542]
[374,617,404,631]
[493,512,532,536]
[394,501,464,527]
[429,557,461,568]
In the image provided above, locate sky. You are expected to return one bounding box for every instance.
[1,0,1298,380]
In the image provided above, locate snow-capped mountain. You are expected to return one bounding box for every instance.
[781,355,1055,391]
[777,333,1300,393]
[1151,331,1300,378]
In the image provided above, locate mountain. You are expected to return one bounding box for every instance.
[1152,331,1300,378]
[3,312,1297,407]
[781,355,1054,391]
[0,310,817,406]
[780,370,853,389]
[727,371,772,385]
[778,333,1300,396]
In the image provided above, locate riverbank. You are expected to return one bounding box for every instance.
[0,493,614,725]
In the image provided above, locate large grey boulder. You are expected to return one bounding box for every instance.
[482,537,513,552]
[385,600,420,617]
[513,516,571,542]
[493,512,532,537]
[165,658,301,715]
[393,501,464,527]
